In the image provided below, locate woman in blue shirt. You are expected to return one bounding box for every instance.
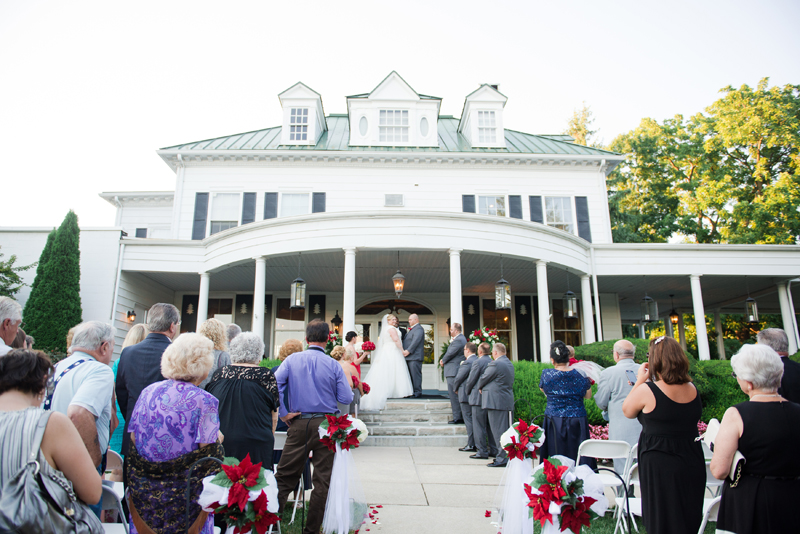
[538,340,595,468]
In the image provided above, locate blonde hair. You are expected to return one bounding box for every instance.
[344,346,356,362]
[198,318,228,352]
[122,324,149,349]
[330,345,346,361]
[279,339,303,361]
[386,314,397,324]
[161,333,214,382]
[65,326,78,354]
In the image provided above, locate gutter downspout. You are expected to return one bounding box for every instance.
[590,246,603,342]
[113,196,122,227]
[788,278,800,352]
[110,240,125,322]
[171,154,185,239]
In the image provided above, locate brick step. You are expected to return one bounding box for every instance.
[362,435,468,447]
[366,424,468,437]
[361,412,452,423]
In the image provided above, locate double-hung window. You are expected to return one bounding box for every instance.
[209,193,240,235]
[545,196,574,233]
[478,195,506,217]
[290,108,308,141]
[379,110,409,142]
[281,193,310,217]
[477,111,496,144]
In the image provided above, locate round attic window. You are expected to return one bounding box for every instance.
[420,116,429,137]
[359,116,368,136]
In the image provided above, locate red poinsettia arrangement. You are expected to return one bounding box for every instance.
[523,458,601,534]
[500,419,545,461]
[318,414,368,452]
[361,341,376,351]
[198,454,280,534]
[468,327,500,346]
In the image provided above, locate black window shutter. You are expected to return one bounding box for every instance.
[264,192,278,220]
[529,195,543,223]
[241,192,256,224]
[575,196,592,242]
[509,195,522,219]
[192,193,209,240]
[312,192,326,213]
[462,195,476,213]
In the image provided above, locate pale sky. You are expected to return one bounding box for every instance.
[1,0,798,228]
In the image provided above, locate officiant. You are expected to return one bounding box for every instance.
[274,319,353,534]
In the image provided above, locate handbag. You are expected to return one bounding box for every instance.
[0,411,103,534]
[703,418,746,484]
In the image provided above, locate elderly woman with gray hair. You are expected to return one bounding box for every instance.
[206,332,280,469]
[709,343,800,534]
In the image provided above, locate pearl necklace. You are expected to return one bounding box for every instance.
[750,393,780,400]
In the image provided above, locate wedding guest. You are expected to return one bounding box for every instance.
[441,322,467,424]
[109,324,149,457]
[274,319,353,534]
[0,296,22,357]
[453,341,478,452]
[10,327,27,349]
[465,342,498,460]
[207,332,279,469]
[197,318,232,389]
[25,335,34,348]
[344,346,364,414]
[711,343,800,533]
[65,325,78,353]
[757,328,800,404]
[330,346,359,415]
[227,323,242,344]
[479,342,515,468]
[272,338,310,489]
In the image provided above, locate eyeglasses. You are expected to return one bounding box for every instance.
[731,371,737,379]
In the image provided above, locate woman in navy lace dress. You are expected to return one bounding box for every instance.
[539,340,595,468]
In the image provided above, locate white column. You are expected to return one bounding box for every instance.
[638,323,646,339]
[197,272,210,325]
[665,317,674,338]
[580,275,595,344]
[252,257,266,341]
[590,248,603,342]
[777,282,799,355]
[690,274,710,360]
[714,310,726,360]
[449,249,463,326]
[343,247,357,335]
[536,260,551,362]
[678,313,687,351]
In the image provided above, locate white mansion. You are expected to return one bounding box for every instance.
[4,72,799,388]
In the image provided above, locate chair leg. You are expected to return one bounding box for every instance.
[289,472,303,524]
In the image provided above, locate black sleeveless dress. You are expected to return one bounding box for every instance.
[637,382,705,534]
[716,401,800,534]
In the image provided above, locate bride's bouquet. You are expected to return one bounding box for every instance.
[318,415,370,534]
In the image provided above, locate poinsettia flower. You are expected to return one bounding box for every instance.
[251,492,280,534]
[326,414,353,433]
[524,483,553,526]
[222,454,263,488]
[559,496,597,533]
[227,481,250,512]
[543,459,569,486]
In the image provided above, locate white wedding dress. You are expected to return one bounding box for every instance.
[359,315,414,411]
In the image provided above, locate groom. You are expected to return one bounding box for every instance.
[403,314,424,398]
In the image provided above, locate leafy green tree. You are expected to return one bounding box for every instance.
[22,229,55,331]
[0,247,35,298]
[565,102,597,146]
[24,212,82,353]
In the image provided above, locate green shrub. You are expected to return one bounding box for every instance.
[695,360,748,421]
[573,338,650,367]
[259,358,282,368]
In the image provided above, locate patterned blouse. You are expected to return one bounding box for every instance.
[539,368,591,418]
[208,365,280,410]
[128,379,220,462]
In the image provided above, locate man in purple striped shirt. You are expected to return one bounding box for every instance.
[274,319,353,534]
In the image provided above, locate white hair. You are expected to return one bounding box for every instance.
[227,323,242,342]
[614,339,636,358]
[756,328,789,354]
[70,321,116,352]
[229,332,265,364]
[0,297,22,325]
[731,344,784,392]
[161,333,213,381]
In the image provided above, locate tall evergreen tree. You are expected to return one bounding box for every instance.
[22,229,56,333]
[25,212,82,353]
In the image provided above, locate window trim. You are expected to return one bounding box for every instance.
[378,109,410,143]
[279,192,312,217]
[289,108,309,142]
[477,110,497,144]
[477,194,507,217]
[207,191,243,237]
[542,196,577,235]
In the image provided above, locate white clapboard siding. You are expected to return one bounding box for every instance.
[112,271,176,357]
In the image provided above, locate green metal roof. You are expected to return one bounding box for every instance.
[161,116,619,156]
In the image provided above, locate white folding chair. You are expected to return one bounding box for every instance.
[100,482,128,534]
[613,463,641,534]
[273,430,307,527]
[577,440,632,494]
[698,496,722,534]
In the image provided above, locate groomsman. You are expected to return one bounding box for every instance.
[465,342,498,460]
[478,343,515,468]
[453,341,478,452]
[440,323,467,424]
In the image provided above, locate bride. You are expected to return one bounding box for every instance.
[359,314,413,411]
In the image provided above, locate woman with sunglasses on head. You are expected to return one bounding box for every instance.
[622,336,705,534]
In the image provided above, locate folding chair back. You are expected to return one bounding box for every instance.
[577,439,632,463]
[274,431,288,452]
[698,496,722,534]
[100,483,129,534]
[106,450,123,472]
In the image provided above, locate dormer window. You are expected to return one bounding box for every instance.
[289,108,309,141]
[478,111,496,144]
[379,110,409,142]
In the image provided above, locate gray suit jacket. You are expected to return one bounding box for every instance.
[453,354,476,403]
[594,358,642,447]
[403,324,425,362]
[478,355,515,411]
[465,354,491,406]
[441,334,467,378]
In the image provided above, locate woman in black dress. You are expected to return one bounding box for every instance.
[622,336,705,534]
[710,343,800,533]
[207,332,279,469]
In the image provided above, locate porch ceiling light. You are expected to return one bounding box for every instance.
[331,310,342,333]
[563,269,578,319]
[290,253,306,309]
[127,310,136,322]
[495,256,511,310]
[744,277,759,324]
[641,295,658,323]
[392,251,405,297]
[669,294,679,325]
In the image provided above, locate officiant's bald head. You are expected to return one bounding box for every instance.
[408,314,419,326]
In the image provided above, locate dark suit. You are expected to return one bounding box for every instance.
[780,356,800,404]
[403,324,425,397]
[116,332,171,455]
[441,333,467,422]
[453,354,476,447]
[464,354,497,456]
[478,355,515,460]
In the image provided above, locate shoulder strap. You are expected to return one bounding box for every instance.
[29,411,52,463]
[43,357,91,410]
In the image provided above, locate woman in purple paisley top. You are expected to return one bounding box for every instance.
[128,333,223,534]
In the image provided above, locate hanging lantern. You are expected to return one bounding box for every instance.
[290,253,306,309]
[392,251,405,297]
[641,295,658,323]
[745,297,759,324]
[562,290,579,319]
[669,310,680,325]
[331,310,342,333]
[495,278,511,310]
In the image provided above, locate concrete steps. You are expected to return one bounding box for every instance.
[360,398,467,447]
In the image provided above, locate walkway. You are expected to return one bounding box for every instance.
[353,446,502,534]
